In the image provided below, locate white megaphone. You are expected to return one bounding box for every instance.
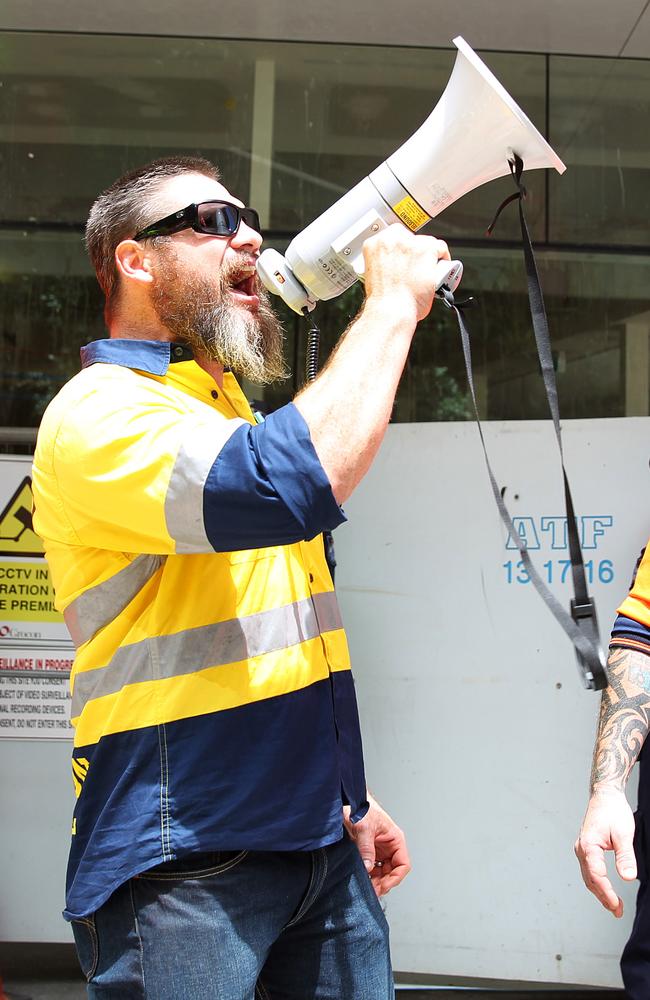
[257,36,566,314]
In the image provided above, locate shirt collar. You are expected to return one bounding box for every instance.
[80,339,195,375]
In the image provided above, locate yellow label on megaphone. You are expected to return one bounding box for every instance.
[392,196,432,232]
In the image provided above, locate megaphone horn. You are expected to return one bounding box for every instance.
[257,36,566,315]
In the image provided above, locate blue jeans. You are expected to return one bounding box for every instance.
[71,834,394,999]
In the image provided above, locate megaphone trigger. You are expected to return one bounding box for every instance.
[434,259,463,294]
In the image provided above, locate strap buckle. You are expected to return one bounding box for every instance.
[570,597,607,691]
[570,597,597,622]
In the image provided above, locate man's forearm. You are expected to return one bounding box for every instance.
[590,647,650,794]
[294,297,417,504]
[293,225,449,505]
[575,604,650,914]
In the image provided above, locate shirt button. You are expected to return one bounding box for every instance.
[173,346,184,357]
[309,573,314,583]
[211,390,218,399]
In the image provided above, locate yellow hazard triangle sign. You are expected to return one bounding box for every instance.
[0,476,44,558]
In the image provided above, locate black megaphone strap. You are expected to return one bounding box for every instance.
[441,154,607,690]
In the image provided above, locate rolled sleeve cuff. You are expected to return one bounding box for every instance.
[203,402,346,551]
[610,614,650,657]
[253,403,345,540]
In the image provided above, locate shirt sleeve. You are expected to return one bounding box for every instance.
[610,546,650,657]
[610,615,650,657]
[618,545,650,631]
[202,403,345,551]
[34,371,345,555]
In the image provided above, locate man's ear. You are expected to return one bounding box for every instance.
[115,240,155,286]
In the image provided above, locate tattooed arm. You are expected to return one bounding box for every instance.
[574,646,650,917]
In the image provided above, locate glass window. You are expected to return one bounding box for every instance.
[269,42,456,232]
[0,230,103,431]
[296,246,650,422]
[0,33,256,224]
[269,43,547,243]
[1,30,649,438]
[0,32,263,432]
[549,55,650,245]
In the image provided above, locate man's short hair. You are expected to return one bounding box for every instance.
[85,155,220,317]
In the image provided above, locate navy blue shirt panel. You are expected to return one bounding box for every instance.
[611,614,650,652]
[204,404,346,551]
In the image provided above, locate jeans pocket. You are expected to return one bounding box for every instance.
[71,915,99,982]
[139,849,249,881]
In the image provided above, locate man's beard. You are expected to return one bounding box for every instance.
[151,251,288,385]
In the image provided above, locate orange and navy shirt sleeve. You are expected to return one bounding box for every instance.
[610,546,650,658]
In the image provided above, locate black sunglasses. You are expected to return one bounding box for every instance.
[133,200,262,241]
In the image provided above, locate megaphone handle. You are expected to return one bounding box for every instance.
[434,258,463,294]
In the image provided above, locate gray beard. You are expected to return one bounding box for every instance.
[151,255,288,385]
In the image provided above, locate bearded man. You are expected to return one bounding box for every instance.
[32,155,451,1000]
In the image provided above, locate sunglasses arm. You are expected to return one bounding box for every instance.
[134,207,194,241]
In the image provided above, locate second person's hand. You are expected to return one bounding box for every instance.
[575,788,637,917]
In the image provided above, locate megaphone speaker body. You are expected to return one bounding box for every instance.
[256,36,566,314]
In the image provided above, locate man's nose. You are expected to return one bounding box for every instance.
[231,219,263,253]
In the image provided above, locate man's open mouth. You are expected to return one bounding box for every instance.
[230,273,257,297]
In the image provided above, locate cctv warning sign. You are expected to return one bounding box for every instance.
[0,560,60,620]
[0,475,44,557]
[0,456,74,740]
[0,672,73,739]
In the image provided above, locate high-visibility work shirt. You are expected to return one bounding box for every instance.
[611,545,650,656]
[32,339,368,920]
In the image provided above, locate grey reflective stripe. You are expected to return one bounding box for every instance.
[165,417,247,553]
[71,590,343,718]
[64,554,166,649]
[312,590,343,633]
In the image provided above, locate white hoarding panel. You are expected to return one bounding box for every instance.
[336,417,648,988]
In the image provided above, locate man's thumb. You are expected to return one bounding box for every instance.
[355,829,376,872]
[615,841,637,880]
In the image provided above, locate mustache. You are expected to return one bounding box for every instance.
[221,255,261,294]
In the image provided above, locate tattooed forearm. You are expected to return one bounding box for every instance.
[590,647,650,794]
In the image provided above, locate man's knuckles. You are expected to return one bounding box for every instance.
[364,226,448,263]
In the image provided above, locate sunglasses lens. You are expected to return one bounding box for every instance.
[197,202,241,235]
[196,202,261,236]
[241,208,262,235]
